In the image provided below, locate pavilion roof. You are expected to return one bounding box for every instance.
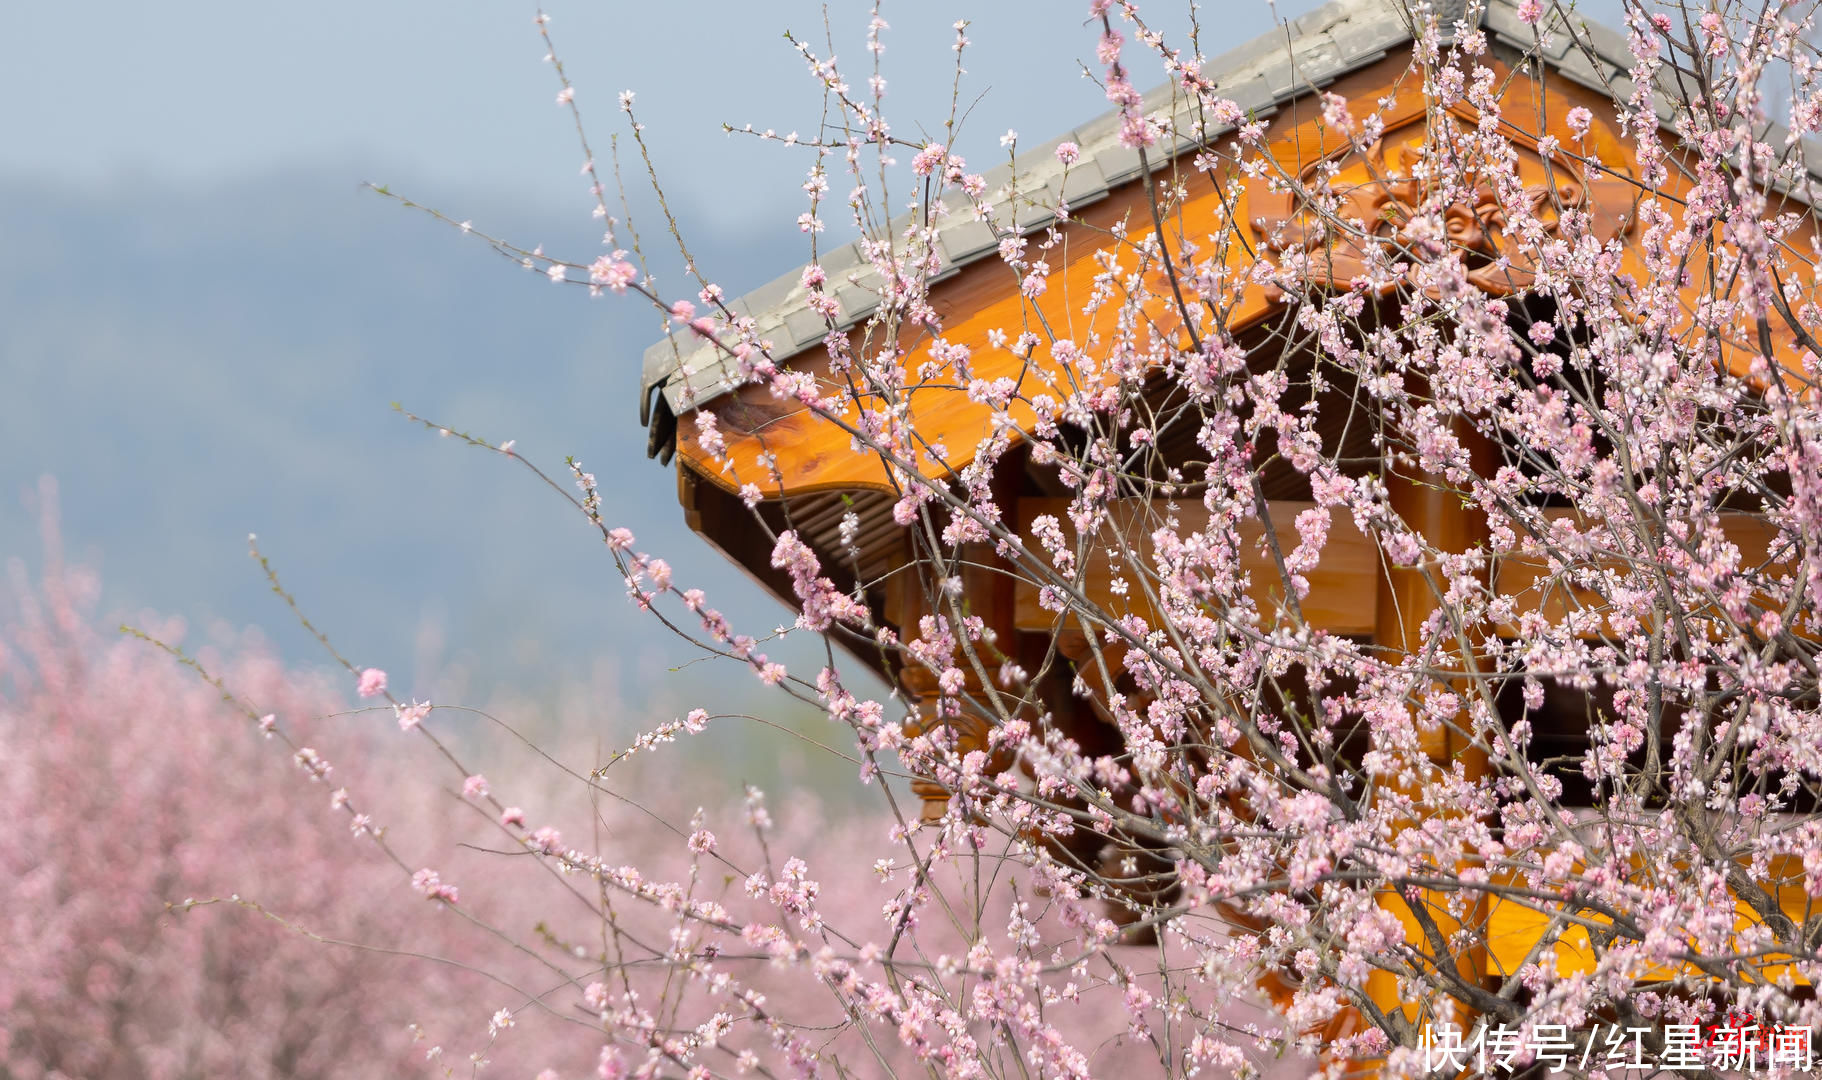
[638,0,1822,456]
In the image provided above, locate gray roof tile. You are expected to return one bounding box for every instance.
[834,282,880,323]
[1059,156,1113,206]
[784,307,829,350]
[1549,37,1622,94]
[1093,144,1146,186]
[1222,73,1280,116]
[938,219,999,263]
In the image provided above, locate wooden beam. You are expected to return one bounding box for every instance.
[1010,497,1379,637]
[1489,508,1788,638]
[1003,494,1788,645]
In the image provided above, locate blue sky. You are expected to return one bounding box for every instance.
[0,0,1335,731]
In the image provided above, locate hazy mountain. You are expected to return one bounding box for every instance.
[0,167,822,730]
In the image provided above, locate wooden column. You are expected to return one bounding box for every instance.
[1365,426,1494,1035]
[887,472,1026,823]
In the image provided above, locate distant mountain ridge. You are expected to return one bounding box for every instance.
[0,167,813,719]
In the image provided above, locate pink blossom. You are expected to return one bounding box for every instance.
[395,699,431,731]
[292,747,331,782]
[1565,105,1593,139]
[695,413,726,459]
[1320,92,1354,136]
[598,1047,626,1079]
[583,981,609,1011]
[1096,29,1123,66]
[411,868,459,904]
[911,142,947,177]
[588,255,637,293]
[356,667,387,698]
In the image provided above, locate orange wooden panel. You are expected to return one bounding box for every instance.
[1486,853,1817,986]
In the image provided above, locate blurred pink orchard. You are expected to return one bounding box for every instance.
[6,529,1070,1077]
[0,543,433,1078]
[3,515,1261,1076]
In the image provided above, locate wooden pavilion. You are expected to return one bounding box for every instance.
[640,0,1820,1034]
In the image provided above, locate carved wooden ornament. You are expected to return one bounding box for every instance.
[1250,109,1639,297]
